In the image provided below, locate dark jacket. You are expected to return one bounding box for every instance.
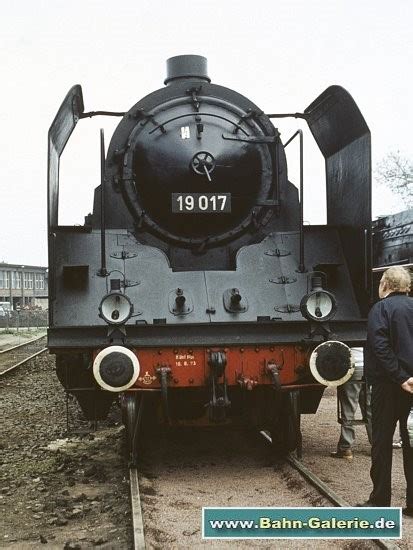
[365,292,413,385]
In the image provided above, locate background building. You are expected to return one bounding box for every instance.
[0,263,48,310]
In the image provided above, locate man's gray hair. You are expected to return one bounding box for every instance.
[382,266,411,293]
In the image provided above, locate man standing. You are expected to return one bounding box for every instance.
[330,348,372,460]
[362,267,413,516]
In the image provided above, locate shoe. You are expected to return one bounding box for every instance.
[330,449,353,460]
[403,507,413,517]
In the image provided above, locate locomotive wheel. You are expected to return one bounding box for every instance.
[122,393,145,466]
[270,390,302,459]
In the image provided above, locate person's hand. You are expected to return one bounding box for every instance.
[401,377,413,393]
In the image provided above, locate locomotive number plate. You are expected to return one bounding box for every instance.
[172,193,231,213]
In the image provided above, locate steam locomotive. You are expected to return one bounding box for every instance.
[48,55,372,463]
[372,209,412,269]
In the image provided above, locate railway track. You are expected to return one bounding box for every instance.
[126,429,402,549]
[0,334,48,377]
[260,431,400,550]
[129,468,146,550]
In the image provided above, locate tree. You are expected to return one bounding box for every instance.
[375,151,413,208]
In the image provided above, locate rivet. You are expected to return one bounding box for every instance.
[189,378,194,384]
[255,347,260,352]
[173,349,178,354]
[174,378,179,384]
[270,347,274,352]
[240,348,244,353]
[158,350,162,355]
[188,349,193,354]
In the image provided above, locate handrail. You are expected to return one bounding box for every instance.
[372,262,413,273]
[284,130,305,273]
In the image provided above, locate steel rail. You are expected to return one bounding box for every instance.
[0,334,46,354]
[259,431,400,550]
[0,347,48,377]
[129,468,146,550]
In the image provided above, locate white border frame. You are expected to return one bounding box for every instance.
[93,345,140,392]
[201,506,402,540]
[309,341,355,387]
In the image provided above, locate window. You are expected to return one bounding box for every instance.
[0,271,3,289]
[12,271,22,289]
[4,272,10,289]
[24,272,34,289]
[35,273,44,290]
[24,272,34,290]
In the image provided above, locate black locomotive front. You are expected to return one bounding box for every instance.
[99,55,294,267]
[48,55,372,463]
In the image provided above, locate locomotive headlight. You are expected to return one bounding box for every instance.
[99,292,133,325]
[300,290,337,322]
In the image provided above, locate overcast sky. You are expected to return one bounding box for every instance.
[1,0,411,266]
